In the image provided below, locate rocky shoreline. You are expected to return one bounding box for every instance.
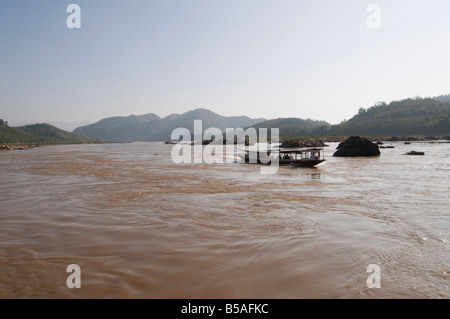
[1,144,37,151]
[387,135,450,142]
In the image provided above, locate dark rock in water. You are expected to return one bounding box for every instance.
[333,136,380,157]
[405,151,425,155]
[376,141,384,145]
[379,145,395,148]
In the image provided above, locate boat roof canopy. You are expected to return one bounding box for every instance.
[244,147,323,153]
[276,148,323,153]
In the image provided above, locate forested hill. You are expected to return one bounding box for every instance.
[0,120,97,144]
[323,97,450,137]
[243,97,450,138]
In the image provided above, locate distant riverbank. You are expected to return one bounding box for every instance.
[2,135,449,152]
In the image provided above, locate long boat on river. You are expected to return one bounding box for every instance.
[239,147,325,167]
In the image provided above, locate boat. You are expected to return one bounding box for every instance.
[239,146,325,167]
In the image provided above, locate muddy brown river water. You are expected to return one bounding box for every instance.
[0,142,448,298]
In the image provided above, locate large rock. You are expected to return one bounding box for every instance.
[333,136,380,157]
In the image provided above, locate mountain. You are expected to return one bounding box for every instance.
[5,94,449,144]
[238,96,450,138]
[0,121,97,144]
[323,97,450,137]
[74,108,266,142]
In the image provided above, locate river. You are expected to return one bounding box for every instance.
[0,141,448,298]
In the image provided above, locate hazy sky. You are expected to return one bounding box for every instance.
[1,0,450,130]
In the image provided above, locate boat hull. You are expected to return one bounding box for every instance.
[239,154,325,167]
[280,159,325,167]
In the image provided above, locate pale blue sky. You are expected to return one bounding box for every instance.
[1,0,450,130]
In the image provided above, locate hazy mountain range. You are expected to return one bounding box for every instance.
[73,94,450,141]
[73,108,267,142]
[2,94,449,144]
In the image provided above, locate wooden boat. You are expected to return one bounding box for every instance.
[239,147,325,167]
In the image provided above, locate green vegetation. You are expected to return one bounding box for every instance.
[0,121,36,143]
[254,96,450,138]
[0,120,97,144]
[324,97,450,137]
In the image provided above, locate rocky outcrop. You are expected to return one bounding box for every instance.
[333,136,380,157]
[0,145,35,151]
